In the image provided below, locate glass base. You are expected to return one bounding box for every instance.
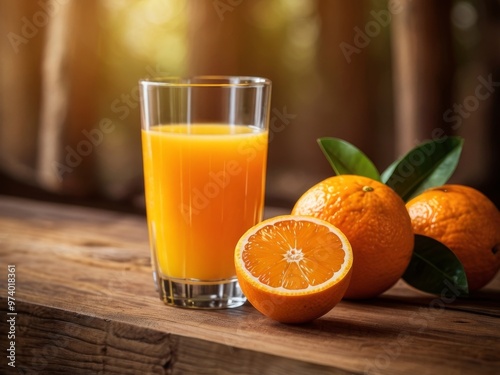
[154,272,246,309]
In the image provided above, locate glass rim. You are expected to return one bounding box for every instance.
[139,75,271,88]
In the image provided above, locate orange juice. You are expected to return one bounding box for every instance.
[142,124,268,280]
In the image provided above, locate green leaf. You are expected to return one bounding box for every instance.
[317,137,380,181]
[381,136,464,201]
[402,234,468,297]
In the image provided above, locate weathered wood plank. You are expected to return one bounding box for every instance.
[0,196,499,374]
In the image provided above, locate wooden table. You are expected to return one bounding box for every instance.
[0,196,499,374]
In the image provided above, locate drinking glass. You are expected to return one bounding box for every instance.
[139,76,272,309]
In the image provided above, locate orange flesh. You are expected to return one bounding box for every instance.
[242,220,347,290]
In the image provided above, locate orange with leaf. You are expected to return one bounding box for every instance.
[406,184,500,291]
[308,136,475,297]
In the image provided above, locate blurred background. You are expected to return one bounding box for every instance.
[0,0,499,213]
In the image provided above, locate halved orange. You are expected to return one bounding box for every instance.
[234,215,353,323]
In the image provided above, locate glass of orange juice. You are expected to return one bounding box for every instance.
[139,76,272,309]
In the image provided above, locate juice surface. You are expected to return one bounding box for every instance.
[142,124,268,280]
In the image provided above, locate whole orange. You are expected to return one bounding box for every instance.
[406,184,500,291]
[292,175,414,299]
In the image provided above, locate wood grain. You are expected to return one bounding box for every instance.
[0,196,499,374]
